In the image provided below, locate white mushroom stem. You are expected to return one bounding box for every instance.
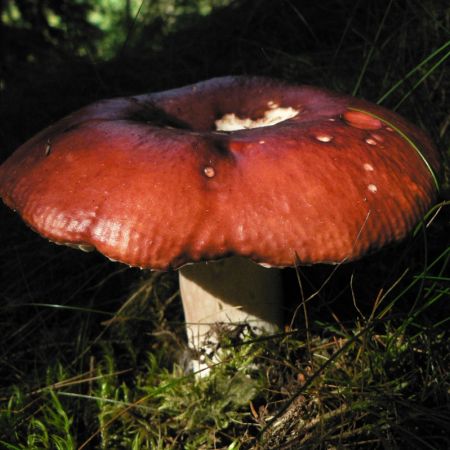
[179,256,283,373]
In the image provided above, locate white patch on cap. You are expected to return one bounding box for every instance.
[215,106,299,131]
[315,134,333,142]
[365,138,377,146]
[368,184,378,193]
[363,163,374,171]
[203,166,215,178]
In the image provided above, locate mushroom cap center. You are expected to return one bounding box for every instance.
[215,104,299,131]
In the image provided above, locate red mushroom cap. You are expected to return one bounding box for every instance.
[0,76,440,269]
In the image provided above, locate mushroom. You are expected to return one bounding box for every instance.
[0,76,440,373]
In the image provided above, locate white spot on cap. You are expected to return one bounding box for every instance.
[215,106,299,131]
[315,134,333,143]
[363,163,374,171]
[259,140,266,144]
[385,127,394,132]
[368,184,378,193]
[365,138,377,146]
[204,166,215,178]
[267,100,279,109]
